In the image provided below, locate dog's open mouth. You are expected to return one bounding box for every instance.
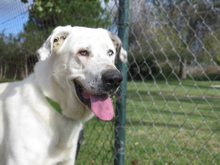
[74,81,114,121]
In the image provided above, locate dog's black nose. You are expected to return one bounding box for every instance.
[102,70,123,90]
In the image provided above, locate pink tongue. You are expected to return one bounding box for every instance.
[90,94,114,121]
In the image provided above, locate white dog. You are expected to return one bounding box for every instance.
[0,26,127,165]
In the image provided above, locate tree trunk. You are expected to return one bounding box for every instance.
[3,63,7,80]
[0,64,2,81]
[178,57,187,79]
[20,59,29,79]
[13,67,17,81]
[24,60,28,78]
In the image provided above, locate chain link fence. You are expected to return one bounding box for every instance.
[1,0,220,164]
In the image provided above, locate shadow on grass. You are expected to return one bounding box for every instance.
[127,80,220,95]
[127,90,220,102]
[126,118,220,133]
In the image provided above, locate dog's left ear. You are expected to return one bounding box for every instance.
[108,31,127,63]
[37,26,72,61]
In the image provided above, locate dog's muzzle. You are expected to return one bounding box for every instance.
[101,69,123,93]
[73,69,123,121]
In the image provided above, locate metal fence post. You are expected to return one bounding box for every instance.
[114,0,129,165]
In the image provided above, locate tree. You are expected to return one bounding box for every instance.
[25,0,110,30]
[0,33,7,81]
[128,0,220,80]
[160,0,220,78]
[202,28,220,65]
[0,33,21,81]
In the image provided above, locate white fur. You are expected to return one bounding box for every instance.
[0,26,127,165]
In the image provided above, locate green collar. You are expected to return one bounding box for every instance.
[46,97,62,114]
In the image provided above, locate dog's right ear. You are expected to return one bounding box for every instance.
[36,25,72,61]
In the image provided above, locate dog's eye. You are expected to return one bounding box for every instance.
[79,51,88,56]
[108,50,114,56]
[54,38,58,42]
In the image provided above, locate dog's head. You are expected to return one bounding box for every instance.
[36,26,127,121]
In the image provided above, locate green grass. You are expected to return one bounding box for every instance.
[77,79,220,165]
[125,80,220,164]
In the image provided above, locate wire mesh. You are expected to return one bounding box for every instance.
[126,0,220,164]
[1,0,220,164]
